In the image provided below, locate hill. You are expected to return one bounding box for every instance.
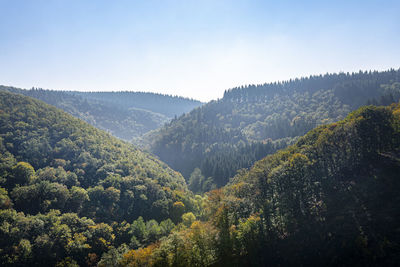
[0,86,203,141]
[143,69,400,189]
[121,104,400,266]
[0,91,200,266]
[71,91,203,119]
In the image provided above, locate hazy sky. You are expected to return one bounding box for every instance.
[0,0,399,101]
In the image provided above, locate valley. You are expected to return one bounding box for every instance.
[1,69,400,266]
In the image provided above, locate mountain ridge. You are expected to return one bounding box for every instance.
[0,86,203,141]
[143,69,400,189]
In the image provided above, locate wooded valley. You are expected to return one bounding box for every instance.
[1,69,400,266]
[144,70,400,190]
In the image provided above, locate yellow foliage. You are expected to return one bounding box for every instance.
[120,244,158,267]
[162,186,172,194]
[392,104,400,118]
[173,201,185,209]
[231,182,245,195]
[98,237,108,246]
[288,153,310,168]
[66,233,91,251]
[172,190,185,201]
[182,212,196,227]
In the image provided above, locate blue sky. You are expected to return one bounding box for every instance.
[0,0,399,101]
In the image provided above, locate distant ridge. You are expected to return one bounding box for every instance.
[70,90,202,118]
[0,86,203,141]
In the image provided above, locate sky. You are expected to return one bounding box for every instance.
[0,0,399,102]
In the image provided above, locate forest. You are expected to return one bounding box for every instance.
[2,0,400,264]
[1,69,400,266]
[117,103,400,266]
[0,91,203,266]
[143,69,400,190]
[0,86,202,141]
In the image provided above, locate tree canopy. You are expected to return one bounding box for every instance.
[144,69,400,189]
[0,91,201,266]
[120,104,400,266]
[0,86,202,141]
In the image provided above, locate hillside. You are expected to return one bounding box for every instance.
[120,104,400,266]
[71,91,203,119]
[1,88,400,266]
[144,69,400,189]
[212,104,400,266]
[0,91,201,266]
[0,86,202,141]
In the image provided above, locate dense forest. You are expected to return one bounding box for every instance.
[0,86,202,141]
[144,69,400,190]
[2,0,399,264]
[117,104,400,266]
[71,91,202,119]
[1,70,400,266]
[2,97,394,266]
[0,91,203,266]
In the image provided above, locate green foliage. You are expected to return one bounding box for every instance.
[0,90,189,221]
[188,168,208,193]
[0,208,175,266]
[181,212,196,227]
[11,181,70,214]
[98,244,129,267]
[171,201,185,224]
[72,91,202,119]
[0,86,202,141]
[117,104,400,266]
[0,187,12,209]
[128,216,176,249]
[55,257,80,267]
[205,104,400,266]
[2,73,400,266]
[122,221,218,267]
[11,162,35,186]
[145,69,400,189]
[0,91,192,266]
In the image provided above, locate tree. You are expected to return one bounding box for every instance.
[68,186,89,213]
[11,162,35,186]
[0,187,12,209]
[171,202,185,223]
[188,168,205,193]
[181,212,196,227]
